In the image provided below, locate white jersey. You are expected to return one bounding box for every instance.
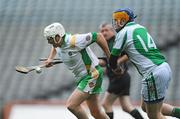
[111,22,166,77]
[56,32,99,80]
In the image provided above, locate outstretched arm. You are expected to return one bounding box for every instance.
[96,33,110,59]
[44,46,57,67]
[47,46,57,60]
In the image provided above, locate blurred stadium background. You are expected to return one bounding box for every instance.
[0,0,180,118]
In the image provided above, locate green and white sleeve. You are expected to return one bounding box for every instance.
[111,30,127,56]
[74,32,97,50]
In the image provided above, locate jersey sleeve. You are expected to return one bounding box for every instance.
[70,32,97,50]
[111,31,127,56]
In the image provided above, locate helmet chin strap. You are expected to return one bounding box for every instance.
[115,20,127,33]
[59,38,64,47]
[115,28,121,33]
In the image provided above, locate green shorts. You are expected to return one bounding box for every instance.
[76,65,103,94]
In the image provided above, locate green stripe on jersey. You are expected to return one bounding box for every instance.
[91,32,97,42]
[80,49,92,73]
[111,48,121,56]
[111,31,127,56]
[133,28,165,65]
[107,39,114,52]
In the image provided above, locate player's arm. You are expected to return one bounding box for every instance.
[117,54,128,65]
[74,32,110,58]
[109,54,128,75]
[96,33,110,59]
[109,31,127,70]
[44,46,57,67]
[109,54,128,70]
[99,59,107,67]
[109,55,118,70]
[47,46,57,59]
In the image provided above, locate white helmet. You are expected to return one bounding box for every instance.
[44,22,65,38]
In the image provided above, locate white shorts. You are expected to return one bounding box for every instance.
[141,62,172,103]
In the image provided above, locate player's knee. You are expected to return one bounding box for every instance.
[90,108,102,118]
[91,110,99,118]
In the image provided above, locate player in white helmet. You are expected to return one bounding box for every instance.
[43,22,110,119]
[109,8,180,119]
[44,23,65,48]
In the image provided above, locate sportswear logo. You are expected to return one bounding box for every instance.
[89,82,95,88]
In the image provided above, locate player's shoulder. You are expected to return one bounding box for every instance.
[74,32,98,42]
[73,32,92,37]
[127,23,145,30]
[116,28,127,38]
[123,23,146,36]
[65,33,81,41]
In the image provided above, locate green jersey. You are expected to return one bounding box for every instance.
[111,22,166,76]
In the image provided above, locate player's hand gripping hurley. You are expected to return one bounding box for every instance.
[15,60,62,74]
